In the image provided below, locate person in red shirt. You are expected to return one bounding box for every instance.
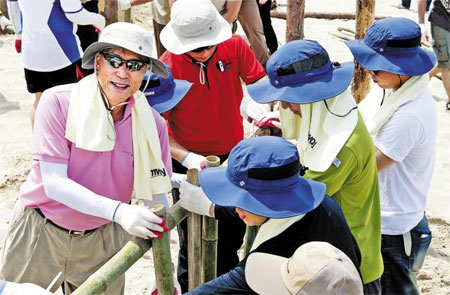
[159,0,267,291]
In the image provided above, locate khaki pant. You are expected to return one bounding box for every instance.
[237,0,270,66]
[0,200,130,294]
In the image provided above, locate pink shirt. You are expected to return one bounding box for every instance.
[20,84,172,230]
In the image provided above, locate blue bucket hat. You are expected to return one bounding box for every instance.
[345,17,436,76]
[140,64,192,113]
[198,136,326,218]
[247,40,354,104]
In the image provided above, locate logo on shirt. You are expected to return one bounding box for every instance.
[308,133,317,148]
[216,61,231,72]
[150,168,167,178]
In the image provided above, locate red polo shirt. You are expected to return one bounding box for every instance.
[160,35,265,155]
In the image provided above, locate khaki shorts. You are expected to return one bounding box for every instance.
[431,23,450,69]
[0,200,130,294]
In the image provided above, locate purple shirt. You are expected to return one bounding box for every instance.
[20,84,172,230]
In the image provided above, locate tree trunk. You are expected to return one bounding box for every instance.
[0,0,8,18]
[286,0,305,42]
[352,0,375,103]
[101,0,118,25]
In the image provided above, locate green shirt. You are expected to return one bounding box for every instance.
[304,113,383,284]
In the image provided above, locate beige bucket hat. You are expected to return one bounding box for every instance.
[82,22,169,78]
[160,0,232,55]
[245,242,363,295]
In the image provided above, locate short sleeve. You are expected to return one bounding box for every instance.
[374,112,424,162]
[33,90,71,164]
[305,147,359,196]
[235,36,266,84]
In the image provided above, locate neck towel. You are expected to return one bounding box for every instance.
[250,215,304,252]
[296,87,358,172]
[359,74,429,136]
[65,74,172,200]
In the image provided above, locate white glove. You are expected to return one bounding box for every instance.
[171,173,187,189]
[2,282,52,295]
[114,203,167,239]
[254,111,282,129]
[181,152,206,170]
[179,180,213,217]
[150,275,182,295]
[0,14,12,31]
[117,0,132,11]
[419,23,430,43]
[240,94,271,122]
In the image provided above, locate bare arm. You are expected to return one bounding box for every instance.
[222,0,242,23]
[169,134,190,163]
[418,0,427,23]
[375,149,396,172]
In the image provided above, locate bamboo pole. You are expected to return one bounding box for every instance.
[151,204,174,295]
[202,156,220,283]
[271,10,388,21]
[286,0,305,42]
[186,169,202,290]
[352,0,375,103]
[242,226,259,257]
[73,205,188,295]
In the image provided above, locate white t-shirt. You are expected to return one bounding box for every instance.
[375,87,437,235]
[14,0,104,71]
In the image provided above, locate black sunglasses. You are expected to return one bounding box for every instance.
[190,45,214,53]
[100,51,148,72]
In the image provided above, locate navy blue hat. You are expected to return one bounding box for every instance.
[247,40,354,104]
[141,64,192,113]
[345,17,436,76]
[198,136,326,218]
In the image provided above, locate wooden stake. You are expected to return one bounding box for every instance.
[286,0,305,42]
[186,169,202,290]
[242,226,259,257]
[271,10,388,21]
[72,205,188,295]
[151,204,174,295]
[202,156,220,283]
[352,0,375,103]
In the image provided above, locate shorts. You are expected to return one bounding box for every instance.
[431,23,450,69]
[24,59,82,93]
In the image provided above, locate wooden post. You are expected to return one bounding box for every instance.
[352,0,375,103]
[286,0,305,42]
[0,0,8,17]
[186,169,202,290]
[151,204,174,295]
[242,226,259,257]
[73,205,188,295]
[99,0,118,25]
[202,156,220,283]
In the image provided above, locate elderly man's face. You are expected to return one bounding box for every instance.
[280,102,302,117]
[96,48,148,105]
[368,70,409,91]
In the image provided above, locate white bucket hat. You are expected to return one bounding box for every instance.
[160,0,232,55]
[82,22,169,78]
[245,242,363,295]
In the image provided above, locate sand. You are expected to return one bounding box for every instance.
[0,0,449,294]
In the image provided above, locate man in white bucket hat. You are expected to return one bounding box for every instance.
[0,22,178,294]
[158,0,269,291]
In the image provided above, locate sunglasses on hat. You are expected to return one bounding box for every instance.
[100,51,148,72]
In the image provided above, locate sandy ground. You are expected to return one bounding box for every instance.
[1,0,450,294]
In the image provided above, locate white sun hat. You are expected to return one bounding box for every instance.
[160,0,232,55]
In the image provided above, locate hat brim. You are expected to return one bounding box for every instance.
[198,167,326,218]
[247,61,354,104]
[147,79,192,113]
[160,9,232,55]
[82,41,169,78]
[245,252,290,295]
[345,39,437,75]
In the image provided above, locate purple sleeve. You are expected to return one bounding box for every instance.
[33,88,71,164]
[152,108,173,178]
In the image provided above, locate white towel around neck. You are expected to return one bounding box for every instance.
[65,74,172,200]
[359,74,429,136]
[297,87,358,172]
